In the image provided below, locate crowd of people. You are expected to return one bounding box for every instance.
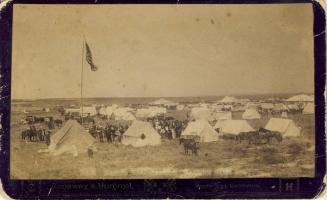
[89,123,129,143]
[21,125,51,145]
[147,116,188,139]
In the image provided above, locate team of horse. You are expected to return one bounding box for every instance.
[180,128,283,156]
[21,126,51,145]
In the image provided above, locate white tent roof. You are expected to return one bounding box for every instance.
[81,107,97,116]
[273,103,289,111]
[100,105,119,117]
[242,109,261,119]
[286,94,314,102]
[213,119,227,130]
[287,104,300,110]
[122,121,161,147]
[212,111,232,120]
[191,107,212,120]
[246,102,260,109]
[48,120,95,156]
[261,103,274,110]
[136,108,151,118]
[265,118,301,137]
[303,103,314,114]
[176,104,185,110]
[281,111,288,118]
[216,120,254,135]
[181,120,218,142]
[149,98,177,106]
[219,96,238,103]
[123,113,136,120]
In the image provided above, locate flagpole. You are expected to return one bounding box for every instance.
[80,38,85,125]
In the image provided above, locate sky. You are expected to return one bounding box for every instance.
[12,4,314,99]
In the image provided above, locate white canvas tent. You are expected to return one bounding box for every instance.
[281,111,288,118]
[215,120,254,135]
[122,121,161,147]
[218,96,238,103]
[191,107,212,121]
[148,106,167,116]
[246,102,260,109]
[213,119,227,130]
[265,118,301,137]
[122,112,136,121]
[65,108,80,114]
[261,103,274,110]
[176,104,185,110]
[181,120,218,142]
[112,107,135,120]
[273,104,289,112]
[287,104,300,111]
[242,109,261,119]
[48,120,95,156]
[99,104,120,117]
[149,98,177,106]
[81,106,97,116]
[212,111,232,120]
[286,94,314,102]
[302,103,314,115]
[135,109,151,118]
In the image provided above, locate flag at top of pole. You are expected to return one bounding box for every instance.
[85,41,98,71]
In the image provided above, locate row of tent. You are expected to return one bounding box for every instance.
[64,102,314,123]
[191,103,314,121]
[216,94,314,104]
[47,117,302,156]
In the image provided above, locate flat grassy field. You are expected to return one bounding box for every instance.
[10,103,315,179]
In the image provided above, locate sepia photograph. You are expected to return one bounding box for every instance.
[10,4,315,179]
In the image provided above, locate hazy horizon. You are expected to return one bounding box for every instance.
[12,4,314,99]
[11,92,313,101]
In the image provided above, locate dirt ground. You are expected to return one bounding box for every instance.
[10,102,315,179]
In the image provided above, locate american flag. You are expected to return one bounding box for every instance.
[85,41,98,71]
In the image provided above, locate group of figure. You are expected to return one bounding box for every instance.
[148,117,188,140]
[89,124,129,143]
[21,125,51,145]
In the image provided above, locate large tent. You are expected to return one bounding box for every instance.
[212,111,232,120]
[215,120,254,135]
[181,120,218,142]
[135,108,151,118]
[149,98,177,106]
[302,103,315,115]
[218,96,238,104]
[112,107,135,120]
[286,94,314,102]
[287,104,300,111]
[273,103,289,112]
[48,120,95,156]
[122,121,161,147]
[65,108,80,115]
[242,109,261,119]
[246,102,260,109]
[191,107,212,121]
[99,104,119,117]
[136,107,166,118]
[281,111,288,118]
[260,103,274,110]
[81,106,97,116]
[265,118,301,137]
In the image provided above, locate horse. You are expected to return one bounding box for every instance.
[180,136,200,156]
[21,129,30,140]
[238,129,283,145]
[221,133,238,141]
[54,119,63,127]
